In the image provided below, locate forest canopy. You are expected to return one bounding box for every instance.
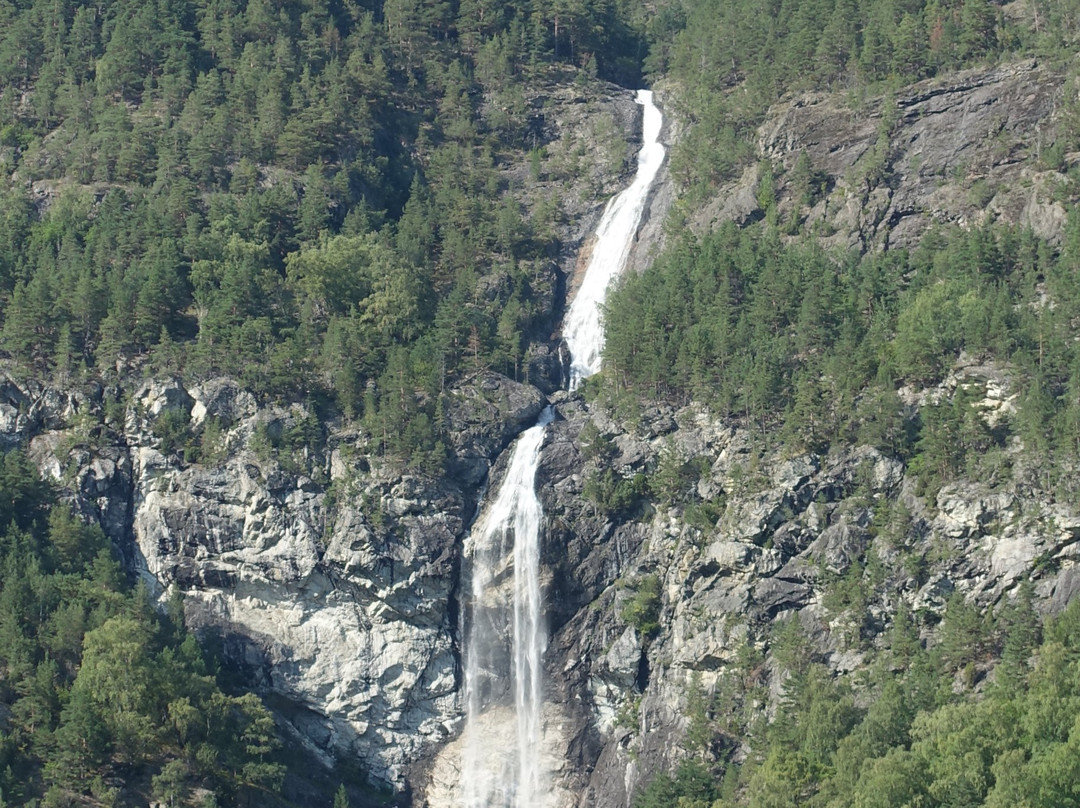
[0,0,1076,468]
[602,215,1080,496]
[0,450,287,806]
[0,0,647,468]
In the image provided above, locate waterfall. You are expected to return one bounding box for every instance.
[459,89,664,808]
[461,408,552,808]
[563,89,666,391]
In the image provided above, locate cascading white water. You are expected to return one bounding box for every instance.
[563,89,666,391]
[461,408,552,808]
[459,89,664,808]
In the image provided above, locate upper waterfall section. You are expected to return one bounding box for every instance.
[563,89,666,391]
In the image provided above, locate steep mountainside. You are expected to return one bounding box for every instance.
[4,57,1080,807]
[2,0,1080,802]
[0,77,646,805]
[564,57,1080,808]
[696,59,1070,250]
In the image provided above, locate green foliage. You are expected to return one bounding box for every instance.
[584,468,649,517]
[579,420,617,464]
[650,450,709,505]
[638,585,1080,808]
[635,759,719,808]
[935,591,995,678]
[153,408,198,460]
[892,280,974,383]
[685,672,715,753]
[334,784,351,808]
[0,448,291,805]
[769,616,815,678]
[0,0,652,464]
[821,560,871,646]
[602,217,1080,492]
[620,574,662,638]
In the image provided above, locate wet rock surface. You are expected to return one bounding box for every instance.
[0,369,538,790]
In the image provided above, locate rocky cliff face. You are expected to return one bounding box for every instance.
[528,387,1080,806]
[16,349,1077,804]
[0,79,645,798]
[504,60,1080,805]
[412,345,1080,806]
[5,370,540,788]
[694,59,1071,251]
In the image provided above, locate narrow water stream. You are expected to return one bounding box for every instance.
[459,89,665,808]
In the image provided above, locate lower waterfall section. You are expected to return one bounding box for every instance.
[461,409,553,808]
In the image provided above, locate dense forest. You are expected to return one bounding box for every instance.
[0,0,645,470]
[1,0,1076,465]
[1,0,1079,803]
[3,0,1077,466]
[603,216,1080,498]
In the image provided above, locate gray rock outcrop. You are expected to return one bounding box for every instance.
[520,391,1080,807]
[3,370,546,790]
[695,60,1070,252]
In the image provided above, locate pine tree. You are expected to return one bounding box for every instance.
[333,783,350,808]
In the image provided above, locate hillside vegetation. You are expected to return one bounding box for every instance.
[634,588,1080,808]
[603,0,1080,506]
[0,0,643,468]
[0,451,286,806]
[1,0,1080,804]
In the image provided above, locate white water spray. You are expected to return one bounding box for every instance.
[461,408,552,808]
[563,89,666,390]
[459,89,664,808]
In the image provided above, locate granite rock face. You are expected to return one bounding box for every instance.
[516,393,1080,808]
[443,371,546,486]
[696,60,1070,252]
[4,371,548,790]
